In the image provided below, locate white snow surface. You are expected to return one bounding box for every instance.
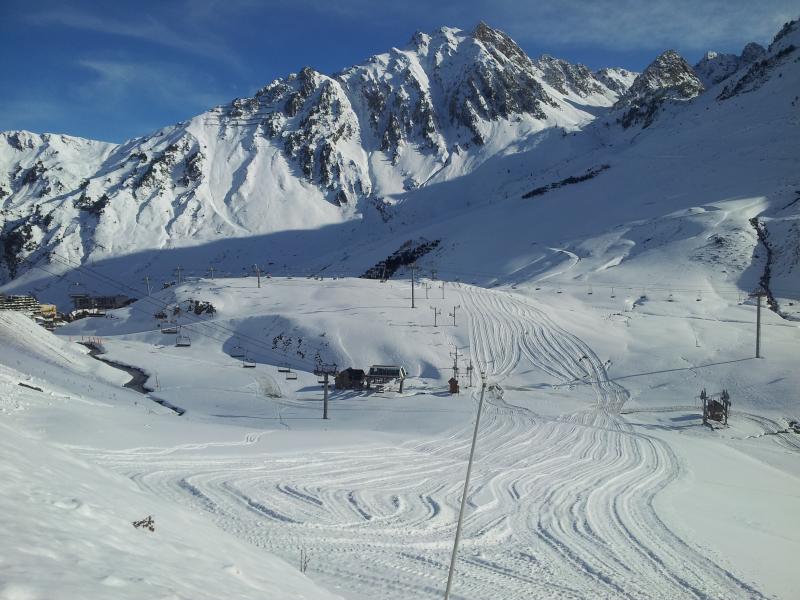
[3,270,799,599]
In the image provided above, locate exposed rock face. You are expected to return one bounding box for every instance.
[694,43,766,87]
[717,19,798,101]
[614,50,704,128]
[536,55,606,97]
[0,23,646,282]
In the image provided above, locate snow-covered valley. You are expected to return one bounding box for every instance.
[3,273,799,599]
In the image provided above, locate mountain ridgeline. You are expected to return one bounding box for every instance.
[1,18,799,311]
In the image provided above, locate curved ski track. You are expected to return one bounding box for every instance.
[79,285,771,599]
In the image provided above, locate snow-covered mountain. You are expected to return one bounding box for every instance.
[613,50,704,128]
[0,23,632,280]
[1,19,799,318]
[693,42,766,87]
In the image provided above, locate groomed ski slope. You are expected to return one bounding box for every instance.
[0,310,344,600]
[51,278,800,599]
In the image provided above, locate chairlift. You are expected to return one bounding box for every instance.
[278,364,290,373]
[161,320,178,334]
[285,371,298,381]
[242,353,256,368]
[587,285,593,295]
[667,293,674,302]
[231,343,245,358]
[696,291,702,302]
[175,332,191,347]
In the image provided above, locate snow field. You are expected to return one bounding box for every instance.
[46,277,800,599]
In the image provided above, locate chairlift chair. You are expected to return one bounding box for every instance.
[231,344,245,358]
[285,371,298,380]
[242,354,256,368]
[278,364,290,373]
[175,333,191,347]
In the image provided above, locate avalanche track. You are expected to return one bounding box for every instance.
[75,285,768,599]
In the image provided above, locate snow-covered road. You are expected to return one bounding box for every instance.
[70,284,776,599]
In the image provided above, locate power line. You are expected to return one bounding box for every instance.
[33,254,323,372]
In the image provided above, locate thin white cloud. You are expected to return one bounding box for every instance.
[28,8,244,69]
[76,59,226,112]
[288,0,796,52]
[494,0,796,51]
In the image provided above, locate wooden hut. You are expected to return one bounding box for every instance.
[335,368,366,390]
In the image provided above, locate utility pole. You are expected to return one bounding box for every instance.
[143,276,152,296]
[253,264,261,288]
[449,304,461,327]
[441,281,445,299]
[751,290,766,358]
[314,363,337,419]
[431,306,441,327]
[450,346,463,381]
[175,265,183,285]
[467,359,473,388]
[410,263,417,308]
[208,266,215,280]
[425,283,431,299]
[444,373,487,600]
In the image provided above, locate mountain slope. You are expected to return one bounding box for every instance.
[1,23,634,284]
[1,19,799,320]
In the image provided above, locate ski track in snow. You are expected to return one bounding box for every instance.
[77,285,770,599]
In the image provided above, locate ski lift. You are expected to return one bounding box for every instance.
[231,343,245,358]
[285,370,298,381]
[610,287,616,299]
[696,290,702,302]
[242,353,256,368]
[587,285,593,295]
[277,364,290,373]
[667,293,674,302]
[175,332,191,347]
[161,320,178,334]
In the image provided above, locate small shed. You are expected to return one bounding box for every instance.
[448,377,459,394]
[335,368,366,390]
[366,365,407,392]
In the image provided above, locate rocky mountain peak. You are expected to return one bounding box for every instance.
[472,22,531,70]
[694,42,766,87]
[740,42,767,64]
[615,49,704,128]
[634,50,704,97]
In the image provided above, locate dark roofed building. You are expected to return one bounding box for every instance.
[335,368,366,390]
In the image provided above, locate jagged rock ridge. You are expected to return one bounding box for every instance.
[614,50,704,128]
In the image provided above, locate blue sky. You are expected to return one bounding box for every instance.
[1,0,795,143]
